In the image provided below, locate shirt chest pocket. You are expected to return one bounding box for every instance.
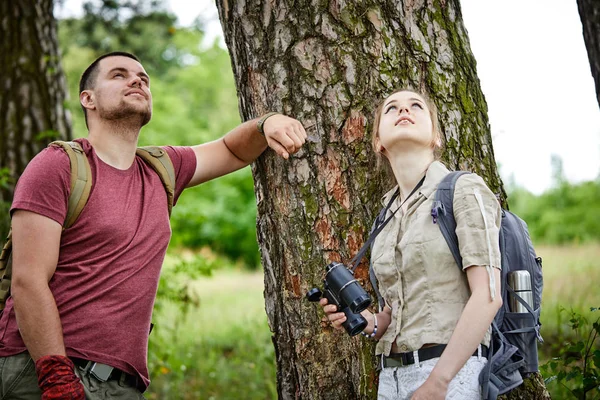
[402,205,443,245]
[371,229,401,292]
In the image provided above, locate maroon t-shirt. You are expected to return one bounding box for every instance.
[0,138,196,390]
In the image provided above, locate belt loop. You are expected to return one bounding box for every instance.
[413,350,420,366]
[83,361,93,374]
[119,370,127,386]
[477,344,482,359]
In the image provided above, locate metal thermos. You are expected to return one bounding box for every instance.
[508,270,534,313]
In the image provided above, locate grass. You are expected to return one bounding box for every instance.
[537,243,600,342]
[144,243,600,399]
[146,269,276,400]
[535,243,600,399]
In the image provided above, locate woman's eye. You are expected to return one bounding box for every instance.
[412,102,423,109]
[384,105,397,114]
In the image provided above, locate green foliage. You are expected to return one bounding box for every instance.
[0,201,10,239]
[62,0,179,76]
[0,168,13,192]
[171,169,260,268]
[147,269,275,399]
[148,251,222,384]
[153,252,218,312]
[508,179,600,244]
[541,307,600,399]
[34,130,61,142]
[521,243,600,399]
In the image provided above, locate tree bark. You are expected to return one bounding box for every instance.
[578,0,600,108]
[216,0,548,398]
[0,0,71,209]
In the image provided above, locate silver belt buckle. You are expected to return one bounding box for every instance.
[89,362,114,382]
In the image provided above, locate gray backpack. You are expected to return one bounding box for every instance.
[431,171,543,399]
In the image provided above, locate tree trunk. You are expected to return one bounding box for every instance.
[216,0,548,398]
[0,0,71,235]
[578,0,600,108]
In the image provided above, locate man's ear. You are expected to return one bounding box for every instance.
[80,90,96,111]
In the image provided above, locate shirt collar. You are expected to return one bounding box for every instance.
[379,161,450,206]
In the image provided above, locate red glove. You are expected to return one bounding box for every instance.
[35,355,86,400]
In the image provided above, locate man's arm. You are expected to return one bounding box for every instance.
[11,210,65,360]
[187,114,307,187]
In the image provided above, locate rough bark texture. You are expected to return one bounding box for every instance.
[0,0,71,208]
[216,0,548,398]
[578,0,600,108]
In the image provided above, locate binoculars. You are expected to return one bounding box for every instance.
[306,262,372,336]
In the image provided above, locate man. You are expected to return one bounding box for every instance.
[0,52,306,399]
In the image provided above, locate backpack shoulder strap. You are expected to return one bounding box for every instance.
[136,146,176,217]
[0,140,92,311]
[49,141,93,229]
[368,206,389,311]
[432,171,471,271]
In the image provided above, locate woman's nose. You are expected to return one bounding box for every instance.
[398,106,409,115]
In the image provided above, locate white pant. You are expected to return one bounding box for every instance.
[378,356,487,400]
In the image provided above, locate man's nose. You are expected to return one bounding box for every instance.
[129,76,142,87]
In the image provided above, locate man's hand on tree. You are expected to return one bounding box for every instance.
[262,114,307,159]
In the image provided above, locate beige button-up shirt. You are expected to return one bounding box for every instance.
[372,161,501,356]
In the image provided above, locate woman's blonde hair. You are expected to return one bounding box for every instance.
[371,88,443,165]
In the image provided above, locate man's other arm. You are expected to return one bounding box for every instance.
[11,210,66,360]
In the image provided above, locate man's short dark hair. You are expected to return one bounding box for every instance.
[79,51,141,127]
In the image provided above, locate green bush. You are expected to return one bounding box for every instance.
[541,307,600,399]
[508,180,600,245]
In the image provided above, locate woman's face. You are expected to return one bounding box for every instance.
[376,91,434,155]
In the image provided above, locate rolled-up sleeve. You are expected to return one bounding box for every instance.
[453,173,501,270]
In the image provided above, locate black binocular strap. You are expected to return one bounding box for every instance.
[349,175,425,273]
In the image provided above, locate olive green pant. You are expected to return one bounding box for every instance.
[0,352,145,399]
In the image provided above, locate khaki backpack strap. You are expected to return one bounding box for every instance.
[135,147,175,216]
[49,141,93,229]
[0,230,12,311]
[0,142,92,311]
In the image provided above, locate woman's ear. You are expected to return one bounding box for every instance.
[430,134,442,150]
[374,137,384,153]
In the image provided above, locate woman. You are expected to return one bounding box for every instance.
[320,89,503,400]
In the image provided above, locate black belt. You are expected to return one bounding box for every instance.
[71,357,141,390]
[382,344,489,368]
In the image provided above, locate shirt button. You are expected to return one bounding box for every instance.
[399,344,408,352]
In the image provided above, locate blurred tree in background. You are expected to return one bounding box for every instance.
[0,0,72,238]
